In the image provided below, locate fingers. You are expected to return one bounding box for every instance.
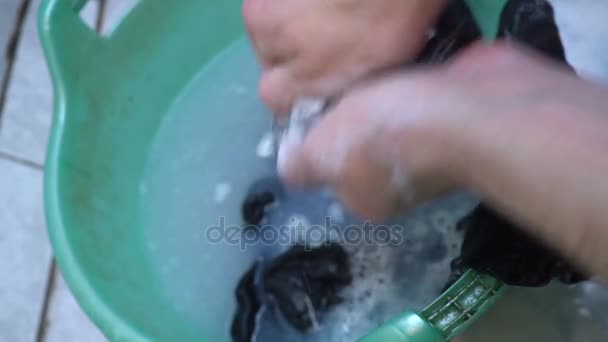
[333,165,405,223]
[274,67,465,221]
[277,98,406,221]
[244,0,301,114]
[259,64,360,116]
[278,105,349,187]
[243,0,297,67]
[259,67,297,115]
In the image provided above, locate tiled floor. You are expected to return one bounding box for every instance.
[44,274,107,342]
[0,0,54,166]
[0,0,107,341]
[0,0,607,341]
[0,158,49,342]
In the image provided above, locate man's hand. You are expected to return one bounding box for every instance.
[243,0,447,114]
[279,41,608,279]
[277,66,460,222]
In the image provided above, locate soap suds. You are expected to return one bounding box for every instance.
[277,95,422,213]
[214,182,232,203]
[139,182,149,194]
[578,307,592,318]
[277,130,304,176]
[257,132,275,159]
[231,85,248,95]
[391,165,417,208]
[328,202,345,223]
[276,98,326,176]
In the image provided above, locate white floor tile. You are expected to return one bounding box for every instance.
[0,158,51,341]
[45,270,107,342]
[0,0,52,165]
[550,0,608,83]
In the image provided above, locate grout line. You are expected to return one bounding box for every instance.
[0,150,43,170]
[35,259,58,342]
[96,0,107,33]
[0,0,32,125]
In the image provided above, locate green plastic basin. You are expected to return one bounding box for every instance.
[39,0,507,341]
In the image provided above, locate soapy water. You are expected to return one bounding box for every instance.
[251,190,474,342]
[275,97,327,176]
[140,38,475,341]
[140,38,608,341]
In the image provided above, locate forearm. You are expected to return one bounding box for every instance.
[452,104,608,278]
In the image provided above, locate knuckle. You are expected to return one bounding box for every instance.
[259,74,291,114]
[241,0,257,31]
[242,0,268,34]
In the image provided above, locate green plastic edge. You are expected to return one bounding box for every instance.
[71,0,87,12]
[39,0,508,341]
[359,270,507,342]
[359,311,445,342]
[465,0,509,40]
[420,269,507,340]
[39,0,148,341]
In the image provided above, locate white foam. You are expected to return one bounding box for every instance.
[276,98,326,176]
[322,243,408,341]
[277,130,304,176]
[213,182,232,204]
[391,165,416,208]
[328,202,346,223]
[257,132,275,158]
[578,307,592,318]
[276,93,423,208]
[230,84,248,95]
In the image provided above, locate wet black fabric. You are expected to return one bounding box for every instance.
[416,0,482,63]
[425,0,589,287]
[417,0,566,64]
[242,191,276,226]
[231,264,262,342]
[264,244,352,331]
[241,177,283,227]
[231,245,352,342]
[451,206,588,287]
[498,0,567,61]
[231,1,588,340]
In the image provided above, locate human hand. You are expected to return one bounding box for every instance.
[243,0,447,114]
[278,42,588,222]
[277,68,459,222]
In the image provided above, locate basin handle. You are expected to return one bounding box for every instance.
[39,0,104,93]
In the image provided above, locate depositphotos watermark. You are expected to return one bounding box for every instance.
[205,217,405,251]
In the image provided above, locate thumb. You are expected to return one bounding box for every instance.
[259,67,297,116]
[277,103,355,188]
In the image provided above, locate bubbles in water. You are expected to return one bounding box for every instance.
[578,307,592,318]
[257,132,276,159]
[229,84,248,95]
[141,38,479,342]
[139,182,148,194]
[328,202,345,223]
[214,182,232,204]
